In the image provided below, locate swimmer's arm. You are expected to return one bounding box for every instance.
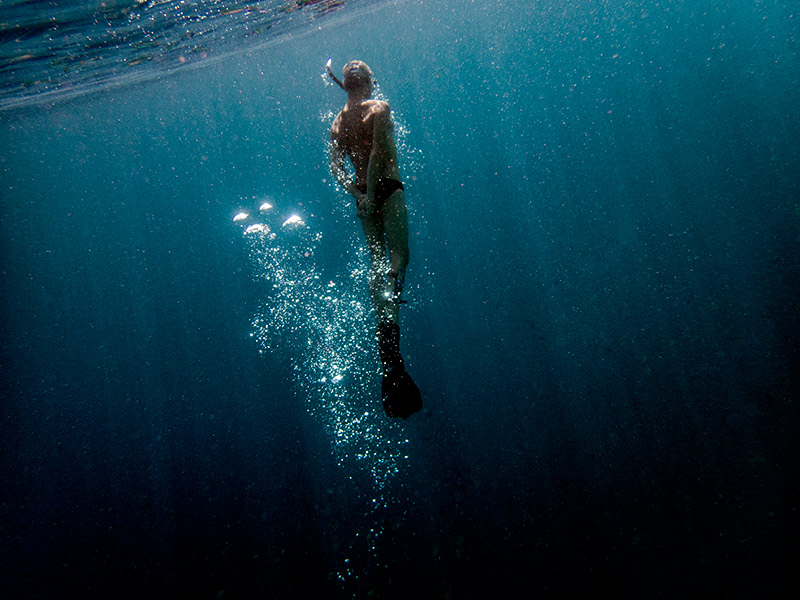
[363,103,395,218]
[329,129,363,199]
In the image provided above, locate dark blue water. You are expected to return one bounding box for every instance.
[2,0,798,597]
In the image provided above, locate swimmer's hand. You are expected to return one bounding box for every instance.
[356,194,374,219]
[345,183,370,217]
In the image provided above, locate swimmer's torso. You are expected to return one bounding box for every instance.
[332,99,398,187]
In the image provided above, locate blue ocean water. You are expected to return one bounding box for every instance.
[1,0,798,597]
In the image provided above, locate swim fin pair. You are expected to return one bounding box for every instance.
[377,321,422,419]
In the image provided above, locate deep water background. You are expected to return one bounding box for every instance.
[2,0,798,597]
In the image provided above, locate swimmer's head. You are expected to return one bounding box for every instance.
[342,60,373,95]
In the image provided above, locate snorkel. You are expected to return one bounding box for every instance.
[325,58,345,90]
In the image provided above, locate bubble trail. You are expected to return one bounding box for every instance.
[236,204,411,489]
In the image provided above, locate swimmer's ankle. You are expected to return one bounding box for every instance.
[386,267,407,305]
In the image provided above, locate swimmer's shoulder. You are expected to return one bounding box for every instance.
[330,107,347,136]
[365,99,390,116]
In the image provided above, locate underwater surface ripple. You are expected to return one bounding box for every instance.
[0,0,387,109]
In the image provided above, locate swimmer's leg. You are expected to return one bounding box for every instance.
[381,189,410,321]
[355,191,418,418]
[360,213,390,323]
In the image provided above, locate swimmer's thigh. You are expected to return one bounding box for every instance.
[382,191,409,267]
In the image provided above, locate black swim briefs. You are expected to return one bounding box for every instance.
[355,178,404,212]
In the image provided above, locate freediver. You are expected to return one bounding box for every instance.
[328,60,421,419]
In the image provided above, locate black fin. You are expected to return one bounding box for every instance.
[376,321,422,419]
[382,365,422,419]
